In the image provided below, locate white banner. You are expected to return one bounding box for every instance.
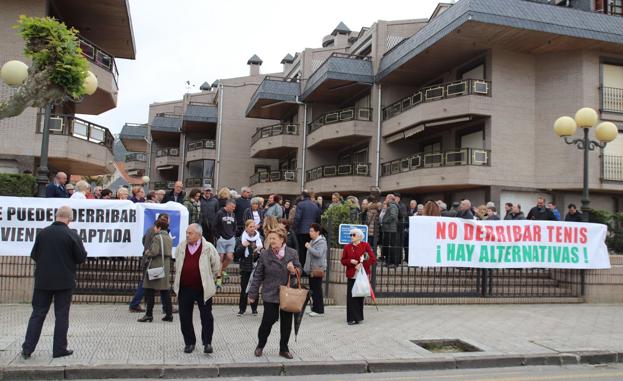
[0,196,189,257]
[408,216,611,269]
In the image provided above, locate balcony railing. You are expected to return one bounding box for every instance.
[37,114,114,150]
[602,155,623,181]
[251,124,299,145]
[156,147,180,157]
[78,35,119,86]
[154,181,176,190]
[307,107,373,135]
[185,178,213,188]
[601,86,623,113]
[306,163,371,182]
[249,170,297,185]
[125,153,146,162]
[381,148,490,177]
[187,139,216,151]
[383,79,492,120]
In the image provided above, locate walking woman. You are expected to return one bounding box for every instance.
[235,220,263,316]
[247,227,301,359]
[138,219,173,322]
[304,223,327,317]
[184,188,202,225]
[340,227,376,325]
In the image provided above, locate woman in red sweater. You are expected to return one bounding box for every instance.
[340,227,376,325]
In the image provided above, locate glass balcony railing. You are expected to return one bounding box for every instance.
[382,79,492,120]
[305,163,370,182]
[78,35,119,86]
[187,139,216,151]
[156,147,180,157]
[251,124,299,145]
[307,107,373,135]
[380,148,490,177]
[125,153,146,162]
[249,170,297,185]
[37,114,114,150]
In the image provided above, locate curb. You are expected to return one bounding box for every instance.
[1,351,621,380]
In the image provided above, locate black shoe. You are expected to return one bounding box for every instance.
[21,351,31,359]
[252,310,258,316]
[204,344,213,354]
[52,349,73,358]
[237,311,244,316]
[129,306,145,313]
[184,344,195,354]
[279,351,294,360]
[137,315,153,322]
[162,315,173,322]
[254,347,263,357]
[347,321,358,325]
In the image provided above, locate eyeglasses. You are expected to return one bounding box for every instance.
[350,234,356,237]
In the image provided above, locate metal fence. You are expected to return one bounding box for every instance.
[75,257,145,296]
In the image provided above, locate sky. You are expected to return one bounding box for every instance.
[81,0,442,134]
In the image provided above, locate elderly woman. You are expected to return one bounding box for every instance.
[247,227,301,360]
[130,186,146,203]
[340,227,376,325]
[70,180,90,199]
[243,197,264,231]
[116,187,130,200]
[304,223,327,317]
[138,219,173,322]
[235,220,263,316]
[184,188,202,225]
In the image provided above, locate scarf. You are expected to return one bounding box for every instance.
[272,244,285,260]
[241,231,263,257]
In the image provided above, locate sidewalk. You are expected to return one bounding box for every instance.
[2,304,623,378]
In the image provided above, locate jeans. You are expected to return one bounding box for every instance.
[129,279,144,308]
[22,289,73,355]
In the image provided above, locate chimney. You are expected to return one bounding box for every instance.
[330,22,351,48]
[281,53,295,73]
[247,54,263,76]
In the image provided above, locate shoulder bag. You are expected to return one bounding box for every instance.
[279,271,308,313]
[147,235,166,281]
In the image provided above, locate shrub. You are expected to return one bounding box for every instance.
[588,209,623,254]
[321,203,355,248]
[0,173,36,196]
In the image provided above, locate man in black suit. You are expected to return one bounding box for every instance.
[45,172,69,198]
[163,181,185,204]
[21,206,88,359]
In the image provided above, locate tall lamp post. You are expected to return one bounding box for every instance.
[553,107,618,222]
[1,60,97,196]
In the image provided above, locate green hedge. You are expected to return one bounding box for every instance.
[0,173,36,196]
[589,209,623,254]
[321,203,359,248]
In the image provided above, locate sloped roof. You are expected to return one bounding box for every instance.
[281,53,295,64]
[199,81,211,91]
[332,21,351,36]
[247,54,263,65]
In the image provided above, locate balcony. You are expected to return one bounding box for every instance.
[380,148,491,191]
[250,124,299,158]
[304,163,372,194]
[246,76,300,119]
[301,53,374,104]
[249,170,299,196]
[182,102,218,133]
[602,155,623,182]
[601,86,623,120]
[185,177,214,189]
[186,139,216,162]
[119,123,148,152]
[382,79,492,138]
[124,153,146,175]
[155,147,181,170]
[306,107,373,149]
[151,113,182,140]
[36,114,114,175]
[74,36,119,115]
[154,181,176,190]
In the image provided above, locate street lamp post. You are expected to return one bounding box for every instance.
[553,107,618,222]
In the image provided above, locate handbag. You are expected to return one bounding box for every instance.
[310,267,325,279]
[279,271,308,313]
[147,235,166,281]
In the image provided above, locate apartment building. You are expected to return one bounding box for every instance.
[0,0,135,176]
[130,0,623,211]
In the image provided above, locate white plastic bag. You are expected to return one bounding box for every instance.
[351,266,371,298]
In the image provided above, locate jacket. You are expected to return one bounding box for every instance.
[142,230,172,290]
[293,197,321,234]
[45,183,68,198]
[200,195,219,229]
[243,207,264,227]
[265,203,283,218]
[340,242,376,279]
[527,206,556,221]
[565,212,583,222]
[234,233,262,273]
[164,190,185,204]
[381,202,399,233]
[505,212,525,220]
[30,221,87,290]
[486,214,501,221]
[365,204,380,237]
[173,237,221,302]
[235,197,252,231]
[287,231,299,252]
[183,198,202,224]
[247,246,301,304]
[457,209,475,220]
[304,235,328,274]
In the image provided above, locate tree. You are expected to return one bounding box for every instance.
[0,16,91,120]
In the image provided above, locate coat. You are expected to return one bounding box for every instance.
[293,197,321,234]
[243,207,264,227]
[30,221,87,290]
[505,212,525,220]
[164,190,185,204]
[365,204,380,237]
[527,206,556,221]
[45,183,68,198]
[234,234,262,273]
[143,230,173,290]
[183,198,202,225]
[381,202,399,233]
[265,203,283,218]
[304,235,328,274]
[200,195,219,229]
[248,246,301,304]
[565,212,583,222]
[173,237,221,302]
[341,241,376,279]
[235,197,252,230]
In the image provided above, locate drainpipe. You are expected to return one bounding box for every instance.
[179,133,186,182]
[375,84,382,189]
[144,135,152,191]
[300,100,308,191]
[215,82,224,189]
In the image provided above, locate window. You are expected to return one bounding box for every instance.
[423,142,442,154]
[353,148,369,164]
[603,64,623,88]
[604,133,623,156]
[460,130,485,149]
[187,160,214,180]
[279,158,296,171]
[460,63,485,80]
[254,165,271,174]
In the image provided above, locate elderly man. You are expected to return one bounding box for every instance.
[45,172,69,198]
[200,185,219,243]
[527,197,556,221]
[380,194,400,267]
[155,189,166,203]
[457,199,475,220]
[174,224,221,355]
[235,186,252,236]
[164,181,185,204]
[21,206,87,359]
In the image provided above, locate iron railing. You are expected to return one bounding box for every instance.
[156,147,180,157]
[78,35,119,86]
[153,181,176,190]
[383,79,492,120]
[37,114,114,150]
[602,154,623,181]
[307,107,373,134]
[251,124,299,145]
[381,148,490,177]
[601,86,623,113]
[187,139,216,151]
[263,75,300,83]
[249,170,297,185]
[185,177,213,188]
[306,162,371,182]
[125,153,146,162]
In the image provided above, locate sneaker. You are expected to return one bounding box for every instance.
[222,271,229,280]
[308,312,324,317]
[237,311,244,316]
[215,277,222,289]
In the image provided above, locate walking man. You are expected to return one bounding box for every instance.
[21,206,88,359]
[215,199,237,288]
[293,190,321,271]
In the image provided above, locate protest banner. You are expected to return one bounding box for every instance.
[408,216,610,269]
[0,196,189,257]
